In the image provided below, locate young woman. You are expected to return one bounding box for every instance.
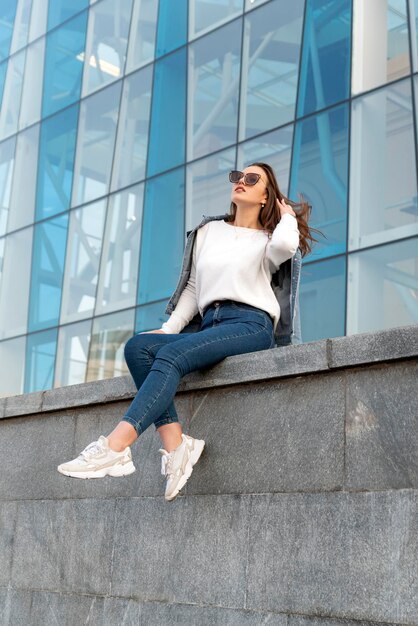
[58,162,316,502]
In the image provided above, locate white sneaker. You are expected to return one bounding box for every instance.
[159,433,205,501]
[57,435,136,479]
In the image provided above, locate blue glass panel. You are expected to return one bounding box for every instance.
[289,102,349,262]
[24,328,58,393]
[28,213,69,332]
[137,167,185,304]
[0,60,7,107]
[0,0,18,61]
[36,104,79,221]
[146,48,186,177]
[297,0,352,117]
[240,0,304,140]
[156,0,187,57]
[47,0,90,31]
[135,300,169,333]
[299,255,346,342]
[42,11,88,118]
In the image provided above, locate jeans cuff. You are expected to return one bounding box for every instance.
[154,417,179,429]
[121,415,143,437]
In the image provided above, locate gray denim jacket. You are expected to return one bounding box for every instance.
[164,213,302,347]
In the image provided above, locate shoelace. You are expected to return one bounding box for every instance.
[80,440,104,460]
[160,452,174,477]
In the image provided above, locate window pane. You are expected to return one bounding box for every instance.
[245,0,270,10]
[299,255,346,342]
[95,184,144,316]
[347,238,418,334]
[349,79,418,251]
[186,147,235,232]
[0,226,33,340]
[146,47,186,177]
[0,136,16,237]
[412,0,418,71]
[54,319,92,387]
[81,0,133,96]
[28,214,69,332]
[188,18,242,161]
[156,0,187,56]
[135,300,169,333]
[0,60,6,106]
[352,0,410,95]
[298,0,351,116]
[9,124,39,232]
[239,0,304,140]
[237,124,294,197]
[60,200,107,324]
[47,0,90,31]
[289,103,349,261]
[42,11,87,118]
[189,0,243,39]
[0,335,26,397]
[111,65,153,191]
[0,48,25,141]
[36,104,79,221]
[86,309,134,381]
[24,328,58,393]
[125,0,159,73]
[28,0,48,43]
[0,0,18,61]
[137,167,185,304]
[19,37,45,130]
[9,0,31,54]
[72,81,122,206]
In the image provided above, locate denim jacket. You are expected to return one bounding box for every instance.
[164,213,302,347]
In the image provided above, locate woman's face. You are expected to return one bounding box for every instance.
[230,165,268,208]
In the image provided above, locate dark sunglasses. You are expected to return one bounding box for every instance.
[229,170,262,186]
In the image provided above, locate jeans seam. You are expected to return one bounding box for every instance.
[127,338,177,428]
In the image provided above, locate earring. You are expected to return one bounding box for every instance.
[261,203,265,208]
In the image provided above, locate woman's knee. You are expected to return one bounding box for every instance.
[124,333,153,365]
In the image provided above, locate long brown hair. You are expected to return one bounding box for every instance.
[226,161,323,258]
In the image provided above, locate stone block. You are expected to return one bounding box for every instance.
[0,589,288,625]
[0,502,17,586]
[0,412,76,500]
[183,372,345,495]
[11,499,115,595]
[246,490,418,624]
[329,324,418,369]
[111,495,249,607]
[345,361,418,489]
[179,340,329,392]
[41,376,136,414]
[4,391,43,417]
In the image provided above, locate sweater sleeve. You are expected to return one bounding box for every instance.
[160,238,199,334]
[265,213,300,272]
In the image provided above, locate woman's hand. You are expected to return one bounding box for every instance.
[277,197,296,218]
[140,329,166,334]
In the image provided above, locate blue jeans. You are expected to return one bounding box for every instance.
[122,300,275,436]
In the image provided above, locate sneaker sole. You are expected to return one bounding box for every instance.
[165,439,205,502]
[57,461,136,479]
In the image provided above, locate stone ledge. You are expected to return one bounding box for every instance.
[1,324,416,419]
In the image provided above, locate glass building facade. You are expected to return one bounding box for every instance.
[0,0,417,396]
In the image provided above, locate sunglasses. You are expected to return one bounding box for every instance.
[229,170,263,186]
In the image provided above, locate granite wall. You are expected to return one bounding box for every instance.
[0,325,417,625]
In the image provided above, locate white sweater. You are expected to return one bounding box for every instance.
[161,213,300,334]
